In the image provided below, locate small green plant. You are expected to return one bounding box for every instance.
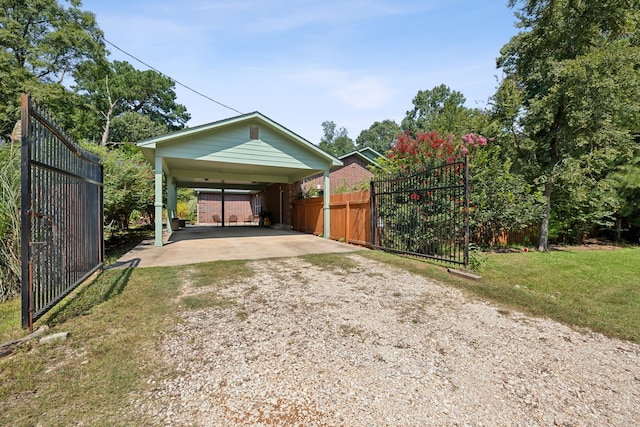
[467,243,488,272]
[299,183,320,199]
[302,253,360,274]
[188,260,254,287]
[339,323,366,340]
[180,293,237,310]
[334,180,351,194]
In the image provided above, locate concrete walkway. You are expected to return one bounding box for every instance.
[109,225,362,268]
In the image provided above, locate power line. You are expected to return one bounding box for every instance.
[102,37,244,115]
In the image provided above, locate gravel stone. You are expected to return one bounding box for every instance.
[130,254,640,426]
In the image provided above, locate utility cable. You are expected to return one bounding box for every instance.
[102,37,244,115]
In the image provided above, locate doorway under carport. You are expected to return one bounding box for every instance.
[136,111,342,246]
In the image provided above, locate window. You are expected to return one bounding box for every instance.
[254,195,262,216]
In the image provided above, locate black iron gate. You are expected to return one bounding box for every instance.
[370,157,469,266]
[21,95,104,330]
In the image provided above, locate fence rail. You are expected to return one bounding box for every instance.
[21,95,104,330]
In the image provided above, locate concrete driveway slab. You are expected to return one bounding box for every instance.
[109,226,362,268]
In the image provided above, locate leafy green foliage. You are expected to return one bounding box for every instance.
[355,119,401,154]
[469,145,543,246]
[318,120,355,157]
[373,129,542,248]
[0,142,20,301]
[84,143,154,233]
[0,0,106,139]
[108,111,170,143]
[401,84,489,137]
[608,153,640,241]
[497,0,640,249]
[74,60,189,143]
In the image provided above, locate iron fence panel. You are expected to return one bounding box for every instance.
[21,95,103,329]
[370,157,469,266]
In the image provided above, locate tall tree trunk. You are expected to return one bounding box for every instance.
[615,216,622,242]
[538,176,553,251]
[100,104,112,146]
[100,76,115,146]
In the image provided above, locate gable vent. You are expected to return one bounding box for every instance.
[250,126,259,140]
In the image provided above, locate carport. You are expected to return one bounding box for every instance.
[137,112,342,246]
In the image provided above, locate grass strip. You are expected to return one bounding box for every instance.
[0,265,181,426]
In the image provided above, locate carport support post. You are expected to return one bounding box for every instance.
[154,155,164,247]
[323,169,330,238]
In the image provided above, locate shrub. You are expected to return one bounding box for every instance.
[0,142,21,301]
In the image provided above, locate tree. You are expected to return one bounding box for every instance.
[402,84,488,137]
[109,111,169,143]
[497,0,640,250]
[318,120,355,157]
[609,154,640,242]
[355,119,401,154]
[85,143,155,232]
[0,0,106,139]
[74,60,189,144]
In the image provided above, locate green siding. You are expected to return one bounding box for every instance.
[156,122,329,170]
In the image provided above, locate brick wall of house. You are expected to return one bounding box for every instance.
[260,183,295,226]
[301,154,374,195]
[197,193,255,224]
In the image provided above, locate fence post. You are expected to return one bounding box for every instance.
[346,201,350,244]
[20,95,32,330]
[463,154,470,267]
[369,180,376,247]
[303,201,307,233]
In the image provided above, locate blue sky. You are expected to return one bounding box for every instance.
[80,0,520,143]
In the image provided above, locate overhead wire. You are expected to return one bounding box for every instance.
[101,37,244,115]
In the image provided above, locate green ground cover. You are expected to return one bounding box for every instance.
[0,246,638,425]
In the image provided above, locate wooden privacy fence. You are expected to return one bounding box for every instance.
[292,190,370,246]
[473,226,540,248]
[292,189,539,251]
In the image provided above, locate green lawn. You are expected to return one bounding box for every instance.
[479,248,640,342]
[363,247,640,343]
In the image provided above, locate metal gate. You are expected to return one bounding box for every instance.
[370,157,469,266]
[20,95,104,330]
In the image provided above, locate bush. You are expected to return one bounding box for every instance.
[0,142,21,301]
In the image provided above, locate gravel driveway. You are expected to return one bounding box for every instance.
[132,254,640,426]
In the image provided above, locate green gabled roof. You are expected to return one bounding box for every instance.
[338,147,385,165]
[137,111,342,168]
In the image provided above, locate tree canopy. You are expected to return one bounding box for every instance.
[0,0,190,243]
[318,120,355,157]
[496,0,640,250]
[355,119,400,154]
[401,84,489,137]
[74,60,189,144]
[0,0,106,138]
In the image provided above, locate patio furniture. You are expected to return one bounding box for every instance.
[212,215,221,225]
[244,215,257,225]
[229,215,238,225]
